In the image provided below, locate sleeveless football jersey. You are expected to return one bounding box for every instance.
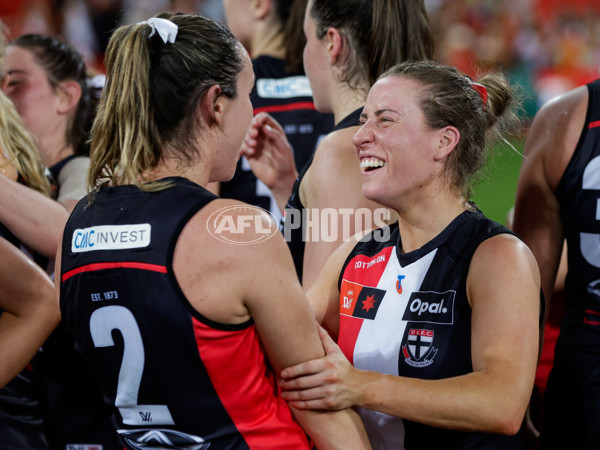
[338,209,526,449]
[219,55,333,217]
[282,107,362,281]
[539,79,600,450]
[60,177,312,450]
[556,79,600,314]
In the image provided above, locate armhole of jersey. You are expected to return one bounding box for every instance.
[556,82,596,196]
[59,195,90,312]
[166,195,254,332]
[483,229,545,327]
[465,228,545,323]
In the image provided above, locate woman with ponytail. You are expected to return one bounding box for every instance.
[217,0,334,218]
[279,61,542,449]
[57,12,370,449]
[243,0,435,290]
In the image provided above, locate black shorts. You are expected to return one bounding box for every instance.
[0,372,49,450]
[539,309,600,450]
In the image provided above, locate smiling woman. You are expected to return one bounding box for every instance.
[278,60,542,450]
[355,76,448,210]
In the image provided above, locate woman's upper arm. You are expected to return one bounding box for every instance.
[468,234,540,407]
[513,87,586,304]
[0,237,59,388]
[0,237,54,314]
[182,199,326,371]
[242,232,326,372]
[177,200,371,448]
[301,128,393,290]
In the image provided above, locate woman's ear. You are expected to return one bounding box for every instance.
[253,0,271,20]
[325,27,344,66]
[434,126,460,161]
[57,80,82,115]
[200,84,224,128]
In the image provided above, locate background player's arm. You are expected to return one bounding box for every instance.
[0,174,69,258]
[513,86,587,318]
[0,236,59,388]
[301,128,395,291]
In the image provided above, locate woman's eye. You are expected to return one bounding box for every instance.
[5,78,22,88]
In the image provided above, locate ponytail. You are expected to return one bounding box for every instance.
[310,0,434,90]
[88,13,243,192]
[89,24,160,190]
[281,0,308,73]
[369,0,434,84]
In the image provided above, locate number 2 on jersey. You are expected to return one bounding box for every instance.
[90,305,175,426]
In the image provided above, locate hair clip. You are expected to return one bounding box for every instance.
[470,82,488,108]
[137,17,178,44]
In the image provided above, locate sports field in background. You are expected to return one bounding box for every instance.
[471,139,526,226]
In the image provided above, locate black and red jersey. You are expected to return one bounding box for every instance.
[539,79,600,450]
[219,55,333,217]
[60,177,312,449]
[556,79,600,314]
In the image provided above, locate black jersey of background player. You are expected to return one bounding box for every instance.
[556,79,600,314]
[219,55,333,217]
[60,177,313,449]
[338,209,533,449]
[281,107,362,282]
[538,77,600,450]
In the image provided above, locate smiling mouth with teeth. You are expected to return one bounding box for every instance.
[360,158,386,171]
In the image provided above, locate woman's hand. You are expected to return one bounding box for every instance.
[280,325,363,411]
[242,113,297,211]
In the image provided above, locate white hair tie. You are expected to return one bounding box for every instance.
[138,17,178,44]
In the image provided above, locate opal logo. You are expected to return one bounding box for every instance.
[206,205,279,245]
[402,290,456,324]
[409,298,448,315]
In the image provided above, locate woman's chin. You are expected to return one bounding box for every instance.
[361,184,381,203]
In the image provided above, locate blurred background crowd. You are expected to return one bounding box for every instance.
[2,0,600,120]
[1,0,600,225]
[429,0,600,120]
